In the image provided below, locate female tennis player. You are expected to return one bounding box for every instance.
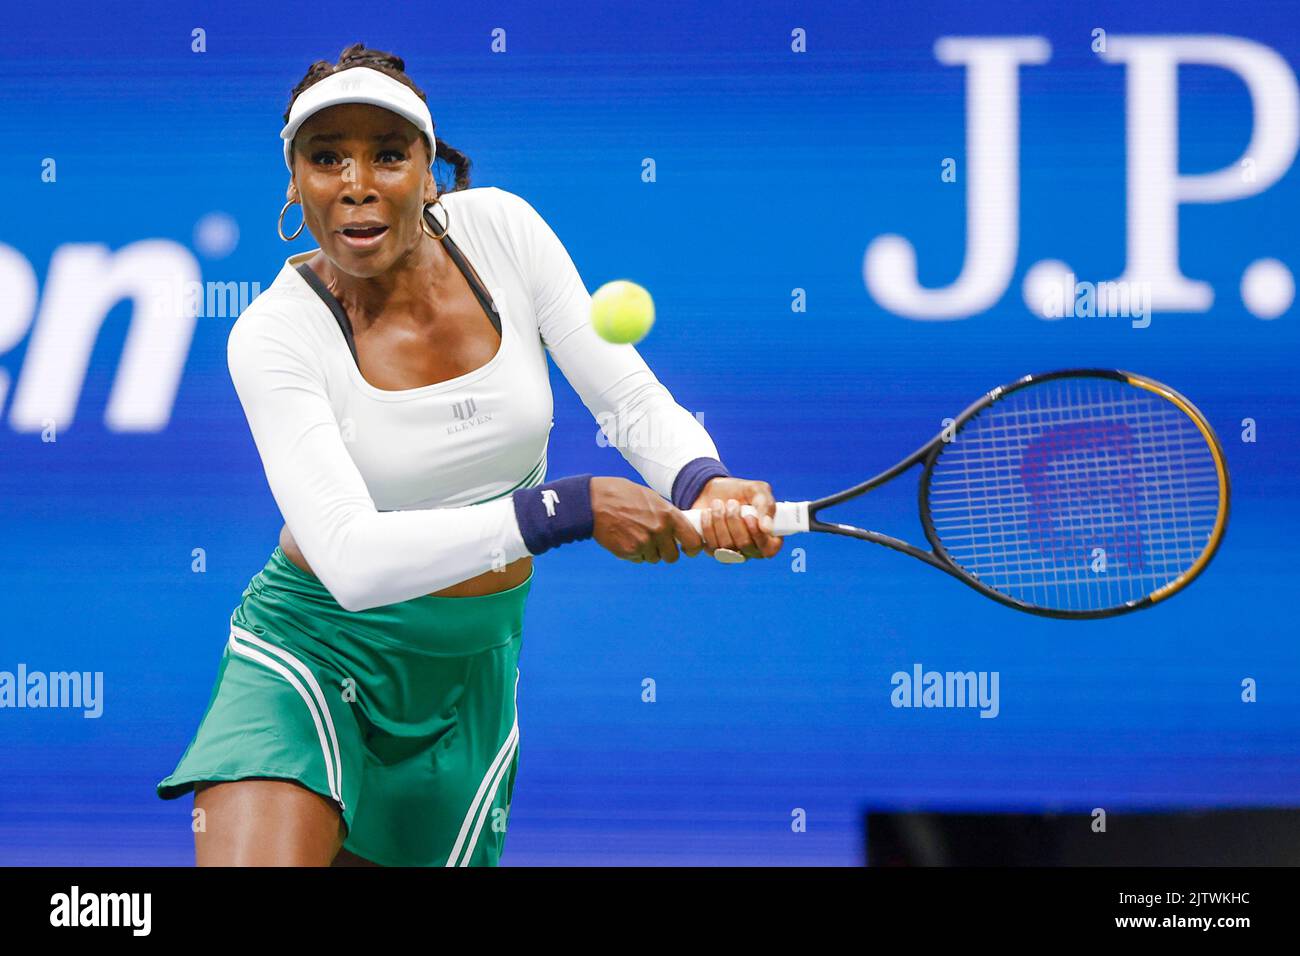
[156,43,783,867]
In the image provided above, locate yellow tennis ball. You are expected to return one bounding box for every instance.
[591,280,655,344]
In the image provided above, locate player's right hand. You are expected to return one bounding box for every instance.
[590,476,704,564]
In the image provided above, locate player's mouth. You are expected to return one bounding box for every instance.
[337,222,390,249]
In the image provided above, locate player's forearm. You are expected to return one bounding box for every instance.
[596,377,728,501]
[294,497,529,611]
[291,477,596,612]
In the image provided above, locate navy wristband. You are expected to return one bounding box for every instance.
[512,474,595,555]
[671,457,732,510]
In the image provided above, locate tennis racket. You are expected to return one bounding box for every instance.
[681,369,1230,619]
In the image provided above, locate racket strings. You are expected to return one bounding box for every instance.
[926,378,1222,612]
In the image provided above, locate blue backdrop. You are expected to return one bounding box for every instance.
[1,0,1296,865]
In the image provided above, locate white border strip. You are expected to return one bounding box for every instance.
[458,730,519,867]
[227,622,346,810]
[446,669,521,866]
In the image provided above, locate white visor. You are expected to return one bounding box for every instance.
[279,66,436,172]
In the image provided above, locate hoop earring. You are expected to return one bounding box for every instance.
[278,199,305,242]
[422,199,450,240]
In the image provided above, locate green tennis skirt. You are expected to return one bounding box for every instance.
[158,546,534,867]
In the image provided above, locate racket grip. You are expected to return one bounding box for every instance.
[681,500,809,537]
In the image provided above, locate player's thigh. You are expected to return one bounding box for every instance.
[194,778,345,866]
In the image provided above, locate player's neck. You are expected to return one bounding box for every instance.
[310,235,450,330]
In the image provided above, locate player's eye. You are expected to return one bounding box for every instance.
[310,149,404,167]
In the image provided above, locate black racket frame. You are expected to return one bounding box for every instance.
[803,369,1231,620]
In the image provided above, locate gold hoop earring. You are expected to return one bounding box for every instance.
[278,199,305,242]
[422,199,450,240]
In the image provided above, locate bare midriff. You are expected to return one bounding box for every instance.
[278,523,533,598]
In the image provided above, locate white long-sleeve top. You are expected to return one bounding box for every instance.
[227,186,721,611]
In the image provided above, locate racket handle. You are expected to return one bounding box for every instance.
[681,500,810,538]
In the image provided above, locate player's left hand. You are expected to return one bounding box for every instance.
[690,477,784,560]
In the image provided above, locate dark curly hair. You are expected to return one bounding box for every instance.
[283,42,472,196]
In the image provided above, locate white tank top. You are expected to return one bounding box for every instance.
[275,202,554,511]
[227,186,722,610]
